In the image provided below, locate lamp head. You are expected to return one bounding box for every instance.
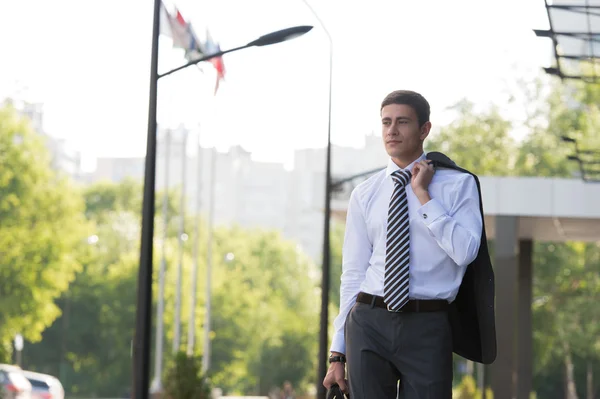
[247,25,313,47]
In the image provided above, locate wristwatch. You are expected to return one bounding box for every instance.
[329,354,346,363]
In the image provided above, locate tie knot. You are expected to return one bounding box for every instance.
[392,170,411,187]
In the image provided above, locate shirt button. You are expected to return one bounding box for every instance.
[423,213,428,219]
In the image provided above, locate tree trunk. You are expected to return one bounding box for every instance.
[587,361,593,399]
[563,341,579,399]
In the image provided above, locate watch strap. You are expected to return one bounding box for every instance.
[329,355,346,363]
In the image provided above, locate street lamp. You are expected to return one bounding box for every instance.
[132,2,313,399]
[297,1,332,397]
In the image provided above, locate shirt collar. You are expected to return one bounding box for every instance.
[385,152,426,178]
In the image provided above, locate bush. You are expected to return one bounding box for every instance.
[163,352,211,399]
[453,375,494,399]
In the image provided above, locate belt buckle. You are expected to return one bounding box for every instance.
[387,304,403,313]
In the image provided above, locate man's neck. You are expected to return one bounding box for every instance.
[392,151,424,169]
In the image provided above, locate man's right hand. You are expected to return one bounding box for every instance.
[323,360,348,394]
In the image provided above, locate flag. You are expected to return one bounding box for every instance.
[202,30,226,95]
[185,24,203,61]
[159,1,225,94]
[160,2,204,61]
[159,2,171,37]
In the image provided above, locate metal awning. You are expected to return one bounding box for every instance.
[535,0,600,82]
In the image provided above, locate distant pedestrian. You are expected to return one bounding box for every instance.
[280,381,295,399]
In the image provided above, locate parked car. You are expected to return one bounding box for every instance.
[0,364,33,399]
[21,371,64,399]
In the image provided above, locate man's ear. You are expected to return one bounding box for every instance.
[420,121,432,141]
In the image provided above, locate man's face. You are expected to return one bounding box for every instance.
[381,103,430,159]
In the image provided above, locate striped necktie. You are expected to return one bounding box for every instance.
[384,169,412,311]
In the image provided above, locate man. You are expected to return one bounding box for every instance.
[323,90,483,398]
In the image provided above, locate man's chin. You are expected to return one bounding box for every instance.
[387,151,405,159]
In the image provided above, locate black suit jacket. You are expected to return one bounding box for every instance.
[426,151,497,364]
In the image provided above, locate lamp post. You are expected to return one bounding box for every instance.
[14,334,23,367]
[132,2,313,397]
[298,1,332,397]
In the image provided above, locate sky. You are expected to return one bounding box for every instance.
[0,0,552,171]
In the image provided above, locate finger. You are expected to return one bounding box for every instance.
[419,161,432,171]
[338,379,348,394]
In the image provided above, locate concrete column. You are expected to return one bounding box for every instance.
[517,239,533,399]
[490,216,519,399]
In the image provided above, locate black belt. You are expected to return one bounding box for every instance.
[356,292,449,312]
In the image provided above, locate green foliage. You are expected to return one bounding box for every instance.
[453,375,494,399]
[524,79,600,398]
[23,180,142,396]
[163,352,210,399]
[425,99,516,176]
[329,222,345,309]
[0,104,87,360]
[22,178,319,397]
[209,227,319,395]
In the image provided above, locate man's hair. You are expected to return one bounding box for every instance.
[380,90,430,127]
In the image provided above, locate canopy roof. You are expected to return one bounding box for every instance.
[535,0,600,82]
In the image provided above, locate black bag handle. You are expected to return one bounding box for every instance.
[326,384,349,399]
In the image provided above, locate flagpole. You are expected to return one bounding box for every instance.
[202,147,217,374]
[133,0,161,398]
[151,129,171,393]
[187,131,202,355]
[174,129,187,353]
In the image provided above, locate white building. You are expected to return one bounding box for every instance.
[285,133,388,258]
[94,156,145,183]
[87,128,390,261]
[8,99,83,179]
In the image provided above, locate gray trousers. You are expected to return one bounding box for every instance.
[345,301,453,399]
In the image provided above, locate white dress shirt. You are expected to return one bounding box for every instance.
[330,153,483,354]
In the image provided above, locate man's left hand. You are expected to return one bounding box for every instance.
[411,160,435,202]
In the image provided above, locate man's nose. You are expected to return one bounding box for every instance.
[386,124,398,136]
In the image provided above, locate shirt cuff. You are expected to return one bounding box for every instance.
[417,198,447,226]
[329,330,346,355]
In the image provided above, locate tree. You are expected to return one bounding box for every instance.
[329,221,345,309]
[208,227,319,395]
[24,178,320,397]
[163,352,210,399]
[425,99,516,176]
[0,104,87,362]
[519,78,600,398]
[23,180,144,396]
